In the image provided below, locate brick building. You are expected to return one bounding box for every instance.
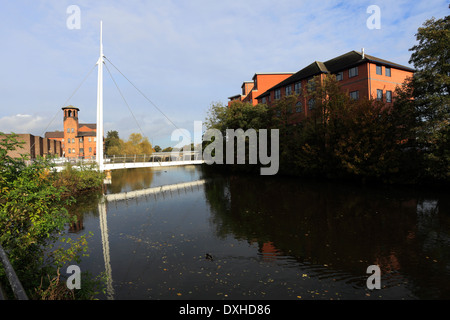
[3,133,62,160]
[228,72,295,106]
[228,50,414,122]
[45,106,97,159]
[255,50,414,121]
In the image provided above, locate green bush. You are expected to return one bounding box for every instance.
[0,132,105,299]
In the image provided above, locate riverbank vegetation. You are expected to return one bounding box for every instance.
[205,15,449,186]
[0,133,105,299]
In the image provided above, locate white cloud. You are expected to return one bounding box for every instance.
[0,113,59,136]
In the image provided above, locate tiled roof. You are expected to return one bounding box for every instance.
[79,123,96,130]
[45,131,64,139]
[255,50,415,99]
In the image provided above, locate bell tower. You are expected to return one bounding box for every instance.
[62,105,80,157]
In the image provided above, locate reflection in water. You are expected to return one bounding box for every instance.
[69,166,450,299]
[204,173,450,299]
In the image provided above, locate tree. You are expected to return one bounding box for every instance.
[204,101,271,171]
[154,145,162,152]
[105,132,153,156]
[409,15,450,129]
[408,15,450,181]
[123,133,152,155]
[105,130,122,156]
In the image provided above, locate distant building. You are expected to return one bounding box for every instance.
[45,106,97,159]
[3,133,62,159]
[228,72,295,106]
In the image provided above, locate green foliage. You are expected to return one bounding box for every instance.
[408,15,450,182]
[154,145,162,152]
[55,162,105,195]
[204,73,445,184]
[0,132,104,299]
[104,130,121,155]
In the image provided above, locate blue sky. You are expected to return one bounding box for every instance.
[0,0,448,148]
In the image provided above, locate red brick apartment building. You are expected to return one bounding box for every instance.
[229,50,414,121]
[45,106,97,159]
[228,72,295,106]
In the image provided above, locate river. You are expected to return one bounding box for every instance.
[67,165,450,300]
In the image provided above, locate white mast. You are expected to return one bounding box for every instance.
[96,21,104,171]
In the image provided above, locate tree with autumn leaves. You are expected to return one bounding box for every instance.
[105,131,153,156]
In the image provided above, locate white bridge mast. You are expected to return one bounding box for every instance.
[96,21,104,172]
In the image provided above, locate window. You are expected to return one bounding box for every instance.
[79,148,84,154]
[62,139,64,142]
[68,148,71,154]
[72,138,75,143]
[89,147,92,153]
[376,65,382,75]
[67,128,70,133]
[67,139,70,144]
[294,82,302,94]
[386,90,392,103]
[72,148,75,154]
[336,71,343,81]
[350,90,359,100]
[274,89,281,100]
[88,137,91,142]
[285,85,292,96]
[307,78,316,91]
[308,99,315,110]
[71,128,74,133]
[377,89,383,101]
[385,67,391,77]
[79,138,83,143]
[295,101,303,113]
[349,67,358,78]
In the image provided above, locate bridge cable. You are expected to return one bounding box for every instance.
[104,62,147,140]
[103,56,191,142]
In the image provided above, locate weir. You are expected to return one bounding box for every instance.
[104,179,207,202]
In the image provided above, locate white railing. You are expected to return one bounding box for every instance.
[104,151,202,164]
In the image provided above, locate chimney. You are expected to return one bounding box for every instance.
[361,48,365,59]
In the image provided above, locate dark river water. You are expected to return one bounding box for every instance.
[67,165,450,300]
